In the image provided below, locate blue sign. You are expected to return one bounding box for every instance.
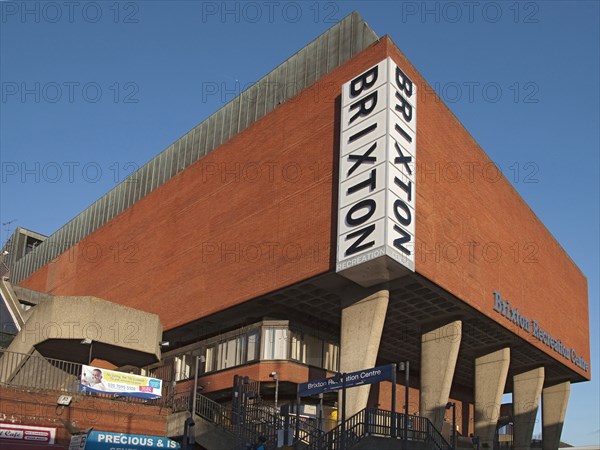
[82,431,179,450]
[298,364,395,397]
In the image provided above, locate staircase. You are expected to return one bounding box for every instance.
[307,408,451,450]
[179,391,451,450]
[189,393,322,449]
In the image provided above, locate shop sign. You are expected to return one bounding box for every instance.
[82,431,179,450]
[493,290,590,372]
[0,423,56,444]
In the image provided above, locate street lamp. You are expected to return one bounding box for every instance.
[398,361,410,443]
[446,402,456,450]
[398,361,409,416]
[191,355,206,417]
[80,338,92,364]
[269,371,279,408]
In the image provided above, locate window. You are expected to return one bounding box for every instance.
[174,355,192,381]
[247,330,259,362]
[205,346,215,372]
[290,331,304,362]
[290,330,339,371]
[323,341,339,372]
[180,323,338,375]
[216,336,245,369]
[203,329,260,373]
[262,327,289,360]
[304,334,323,367]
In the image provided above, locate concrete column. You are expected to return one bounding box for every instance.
[542,381,570,450]
[513,367,545,450]
[474,348,510,448]
[420,320,462,431]
[339,289,389,419]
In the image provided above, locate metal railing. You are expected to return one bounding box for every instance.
[179,391,287,450]
[187,392,457,450]
[307,407,452,450]
[202,396,274,450]
[0,348,81,391]
[0,349,172,406]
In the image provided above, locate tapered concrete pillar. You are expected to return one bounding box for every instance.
[420,320,462,431]
[339,289,389,419]
[542,381,570,450]
[513,367,545,450]
[475,348,510,448]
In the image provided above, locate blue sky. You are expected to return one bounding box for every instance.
[1,1,598,445]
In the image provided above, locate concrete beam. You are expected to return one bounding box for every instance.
[0,278,26,330]
[474,348,510,448]
[542,381,570,450]
[3,295,163,375]
[420,320,462,431]
[339,289,389,419]
[513,367,545,450]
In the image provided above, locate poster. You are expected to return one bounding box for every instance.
[80,365,162,399]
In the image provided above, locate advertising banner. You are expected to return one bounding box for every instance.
[80,365,162,399]
[0,423,56,444]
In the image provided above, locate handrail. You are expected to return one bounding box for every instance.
[188,395,452,450]
[187,392,276,450]
[307,407,452,450]
[187,394,324,450]
[1,348,83,390]
[0,348,172,406]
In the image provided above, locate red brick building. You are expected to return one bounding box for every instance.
[2,12,590,450]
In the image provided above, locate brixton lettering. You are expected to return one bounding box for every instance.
[337,57,417,286]
[349,65,379,97]
[341,63,384,258]
[492,290,590,372]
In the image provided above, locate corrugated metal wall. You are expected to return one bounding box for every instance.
[11,12,378,283]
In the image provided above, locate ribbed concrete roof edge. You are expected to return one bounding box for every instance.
[11,12,378,284]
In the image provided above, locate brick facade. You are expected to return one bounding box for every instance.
[0,386,168,447]
[18,38,589,379]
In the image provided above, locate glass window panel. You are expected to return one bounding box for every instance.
[217,342,226,370]
[290,331,305,363]
[174,355,192,381]
[324,341,339,372]
[235,336,245,366]
[262,327,289,360]
[205,346,215,372]
[305,334,323,367]
[247,330,259,362]
[224,338,237,368]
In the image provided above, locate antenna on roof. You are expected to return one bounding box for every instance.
[2,219,17,248]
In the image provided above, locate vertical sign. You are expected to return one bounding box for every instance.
[337,57,416,286]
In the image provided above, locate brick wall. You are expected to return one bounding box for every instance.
[0,386,168,447]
